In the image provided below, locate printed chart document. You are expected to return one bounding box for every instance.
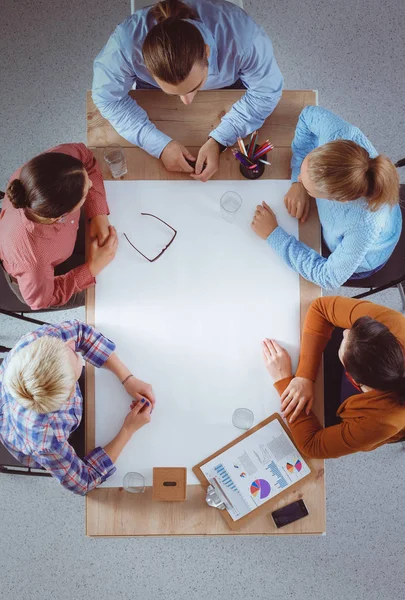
[199,417,310,521]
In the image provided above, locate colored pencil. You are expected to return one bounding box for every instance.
[232,149,248,165]
[255,141,273,153]
[247,131,258,158]
[234,150,259,169]
[237,138,245,155]
[253,145,274,160]
[234,151,255,168]
[258,159,271,165]
[254,140,271,154]
[237,137,248,156]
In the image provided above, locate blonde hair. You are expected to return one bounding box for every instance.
[307,140,399,211]
[4,336,76,414]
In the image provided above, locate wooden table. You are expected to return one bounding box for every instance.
[86,89,325,536]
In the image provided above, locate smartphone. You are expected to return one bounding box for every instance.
[271,499,309,528]
[185,158,206,172]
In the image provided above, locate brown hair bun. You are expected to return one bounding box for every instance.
[6,179,27,209]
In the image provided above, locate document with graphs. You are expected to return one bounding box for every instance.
[199,416,311,521]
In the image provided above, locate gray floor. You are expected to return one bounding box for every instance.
[1,1,405,599]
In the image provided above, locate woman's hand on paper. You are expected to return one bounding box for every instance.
[262,339,292,382]
[190,138,220,182]
[251,201,278,239]
[123,399,152,435]
[89,214,111,246]
[161,140,196,173]
[124,376,156,409]
[280,377,314,423]
[284,182,311,223]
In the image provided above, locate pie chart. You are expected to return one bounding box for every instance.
[250,479,271,499]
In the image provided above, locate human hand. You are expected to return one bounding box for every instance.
[87,226,118,277]
[122,399,152,436]
[251,201,278,239]
[262,338,292,382]
[280,377,314,423]
[190,138,220,182]
[89,214,111,246]
[123,376,155,409]
[161,141,196,173]
[284,182,311,223]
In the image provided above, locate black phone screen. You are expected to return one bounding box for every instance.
[271,499,309,528]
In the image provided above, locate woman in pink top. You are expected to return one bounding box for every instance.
[0,143,118,310]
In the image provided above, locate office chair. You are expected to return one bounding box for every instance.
[0,266,51,327]
[130,0,244,14]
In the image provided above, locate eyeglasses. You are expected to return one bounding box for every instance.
[123,213,177,262]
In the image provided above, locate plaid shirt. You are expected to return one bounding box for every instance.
[0,321,116,495]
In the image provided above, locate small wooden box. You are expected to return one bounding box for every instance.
[152,467,187,502]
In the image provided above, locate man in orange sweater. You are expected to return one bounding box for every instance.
[263,296,405,458]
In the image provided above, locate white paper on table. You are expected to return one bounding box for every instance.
[94,180,300,486]
[200,417,311,521]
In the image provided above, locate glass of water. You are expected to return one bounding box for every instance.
[220,191,242,223]
[232,408,254,430]
[123,472,145,493]
[104,144,128,178]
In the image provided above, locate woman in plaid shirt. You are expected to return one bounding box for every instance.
[0,320,155,495]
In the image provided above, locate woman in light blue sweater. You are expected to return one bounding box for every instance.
[251,106,401,290]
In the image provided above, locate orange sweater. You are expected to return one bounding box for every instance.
[274,296,405,458]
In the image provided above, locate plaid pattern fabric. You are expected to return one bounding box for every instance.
[0,143,109,309]
[0,321,117,495]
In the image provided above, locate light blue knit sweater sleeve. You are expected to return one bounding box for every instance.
[267,223,379,290]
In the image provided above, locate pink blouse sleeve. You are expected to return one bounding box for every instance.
[16,263,95,310]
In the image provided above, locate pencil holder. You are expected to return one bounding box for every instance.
[239,145,267,180]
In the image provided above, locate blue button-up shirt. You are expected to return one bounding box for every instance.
[92,0,283,158]
[0,321,116,495]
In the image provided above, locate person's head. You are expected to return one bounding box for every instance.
[3,337,83,414]
[338,317,405,402]
[298,140,399,210]
[6,152,93,221]
[143,0,209,105]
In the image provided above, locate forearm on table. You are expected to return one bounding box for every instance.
[267,227,361,290]
[95,96,171,158]
[295,331,330,381]
[19,265,95,310]
[273,377,327,458]
[103,426,132,464]
[210,91,279,147]
[103,351,132,382]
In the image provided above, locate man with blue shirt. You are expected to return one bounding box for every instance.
[92,0,283,182]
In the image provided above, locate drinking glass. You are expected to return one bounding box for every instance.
[123,472,145,493]
[232,408,254,430]
[220,191,242,223]
[104,144,128,178]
